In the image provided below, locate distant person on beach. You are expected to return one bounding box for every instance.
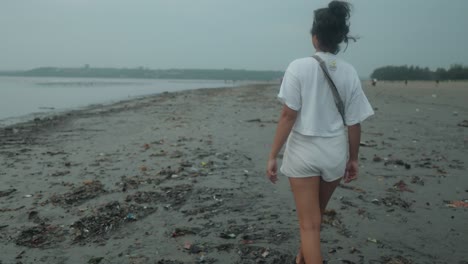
[266,1,374,263]
[371,78,377,86]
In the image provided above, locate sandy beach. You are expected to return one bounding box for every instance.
[1,81,467,264]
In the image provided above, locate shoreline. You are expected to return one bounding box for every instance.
[1,82,467,263]
[0,79,274,128]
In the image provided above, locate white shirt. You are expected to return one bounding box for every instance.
[278,52,374,137]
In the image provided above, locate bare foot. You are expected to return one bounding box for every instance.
[295,250,305,264]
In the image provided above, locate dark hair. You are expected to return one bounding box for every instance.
[311,1,355,54]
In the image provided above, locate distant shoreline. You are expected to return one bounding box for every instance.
[0,67,284,81]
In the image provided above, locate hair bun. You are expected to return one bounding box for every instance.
[328,1,351,20]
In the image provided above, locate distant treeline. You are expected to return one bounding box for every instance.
[0,67,284,81]
[371,64,468,81]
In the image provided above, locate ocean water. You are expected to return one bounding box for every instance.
[0,76,242,126]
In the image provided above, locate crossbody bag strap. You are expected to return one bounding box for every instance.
[312,55,347,126]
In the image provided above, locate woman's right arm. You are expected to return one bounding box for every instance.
[345,123,360,183]
[266,105,297,184]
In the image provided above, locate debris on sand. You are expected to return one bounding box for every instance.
[360,140,377,147]
[183,242,205,254]
[171,227,200,238]
[322,209,343,227]
[381,195,413,211]
[70,201,156,242]
[237,245,292,264]
[392,180,414,193]
[125,191,161,204]
[16,224,65,248]
[49,170,70,177]
[157,260,184,264]
[445,200,468,208]
[50,180,107,207]
[215,244,235,252]
[384,159,411,169]
[380,255,413,264]
[88,257,104,264]
[0,188,17,197]
[128,255,150,264]
[457,120,468,127]
[28,211,45,224]
[338,184,366,193]
[220,232,237,239]
[373,154,383,162]
[410,176,424,186]
[125,184,192,210]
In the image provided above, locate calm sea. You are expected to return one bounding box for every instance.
[0,76,242,126]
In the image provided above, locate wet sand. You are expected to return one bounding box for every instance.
[0,81,467,263]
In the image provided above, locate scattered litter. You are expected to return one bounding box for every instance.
[244,118,276,124]
[0,189,17,197]
[125,185,192,210]
[170,150,184,158]
[184,242,204,254]
[24,194,33,198]
[70,201,156,242]
[367,237,378,243]
[157,260,184,264]
[16,250,25,260]
[126,213,137,221]
[171,227,199,238]
[215,244,235,251]
[360,141,377,147]
[380,255,413,264]
[373,155,382,162]
[220,232,237,239]
[384,159,411,169]
[410,176,424,186]
[349,247,361,254]
[88,257,104,264]
[381,195,412,211]
[458,120,468,127]
[445,200,468,208]
[183,241,192,250]
[50,171,70,177]
[339,184,366,193]
[28,211,43,224]
[392,180,414,193]
[50,180,107,207]
[16,224,65,248]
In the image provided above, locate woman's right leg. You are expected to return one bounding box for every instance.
[289,176,322,264]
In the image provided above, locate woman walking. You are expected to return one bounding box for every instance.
[266,1,374,263]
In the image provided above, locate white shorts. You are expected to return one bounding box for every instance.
[280,131,348,182]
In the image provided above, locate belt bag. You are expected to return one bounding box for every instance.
[312,55,347,126]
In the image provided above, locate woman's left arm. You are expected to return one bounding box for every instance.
[266,105,298,183]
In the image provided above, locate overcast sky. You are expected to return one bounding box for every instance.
[1,0,467,76]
